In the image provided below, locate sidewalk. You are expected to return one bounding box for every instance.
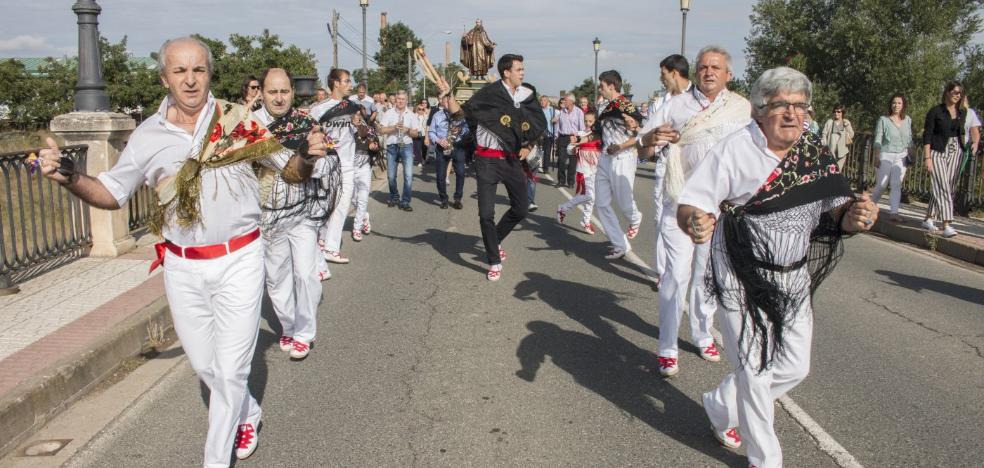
[0,236,170,458]
[870,199,984,266]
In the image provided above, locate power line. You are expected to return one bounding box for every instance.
[337,32,379,66]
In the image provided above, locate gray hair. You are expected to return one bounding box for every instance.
[696,45,733,72]
[749,67,813,118]
[157,36,214,75]
[396,90,408,97]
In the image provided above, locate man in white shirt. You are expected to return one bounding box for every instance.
[593,69,644,261]
[640,45,752,378]
[309,69,360,266]
[38,37,327,467]
[639,54,692,287]
[378,90,419,211]
[348,83,375,115]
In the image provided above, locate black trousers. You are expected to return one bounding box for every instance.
[540,135,555,171]
[435,145,467,201]
[475,156,528,264]
[555,135,577,186]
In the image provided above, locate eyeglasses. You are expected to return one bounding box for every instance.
[760,100,810,115]
[950,89,963,96]
[248,85,260,90]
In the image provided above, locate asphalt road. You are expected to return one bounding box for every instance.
[67,160,984,467]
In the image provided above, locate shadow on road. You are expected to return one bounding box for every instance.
[373,228,487,274]
[875,269,984,307]
[514,319,743,467]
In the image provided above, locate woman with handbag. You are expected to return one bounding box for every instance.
[821,104,854,169]
[871,93,913,222]
[921,81,968,238]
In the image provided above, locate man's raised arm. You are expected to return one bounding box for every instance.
[39,137,120,210]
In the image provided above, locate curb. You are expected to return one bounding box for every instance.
[0,295,171,459]
[871,219,984,266]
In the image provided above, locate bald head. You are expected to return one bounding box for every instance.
[260,68,294,117]
[157,36,214,76]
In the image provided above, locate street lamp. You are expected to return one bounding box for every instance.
[680,0,691,56]
[406,40,413,95]
[592,37,601,106]
[360,0,368,89]
[72,0,110,111]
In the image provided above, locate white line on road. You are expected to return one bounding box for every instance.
[543,173,864,468]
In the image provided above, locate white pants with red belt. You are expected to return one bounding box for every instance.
[163,239,264,468]
[595,152,642,252]
[703,302,814,468]
[657,200,716,357]
[265,222,321,343]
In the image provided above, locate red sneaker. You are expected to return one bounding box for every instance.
[580,222,596,235]
[712,426,742,449]
[701,343,722,362]
[290,340,311,360]
[278,336,293,352]
[234,422,259,459]
[626,224,640,239]
[657,356,679,377]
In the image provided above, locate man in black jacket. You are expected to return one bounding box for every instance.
[440,54,547,281]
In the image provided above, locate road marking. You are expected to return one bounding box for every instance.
[545,173,864,468]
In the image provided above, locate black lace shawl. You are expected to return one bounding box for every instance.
[710,131,854,371]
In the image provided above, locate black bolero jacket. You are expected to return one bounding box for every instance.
[922,104,966,153]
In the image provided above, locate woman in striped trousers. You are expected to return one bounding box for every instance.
[921,81,967,238]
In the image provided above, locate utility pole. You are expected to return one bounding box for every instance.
[331,9,339,69]
[445,41,451,82]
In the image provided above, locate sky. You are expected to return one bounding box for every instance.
[0,0,759,98]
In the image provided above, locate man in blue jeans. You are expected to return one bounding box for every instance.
[378,90,418,211]
[429,95,470,209]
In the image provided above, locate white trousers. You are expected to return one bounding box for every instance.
[652,155,667,277]
[320,164,355,252]
[657,201,716,357]
[595,153,642,251]
[870,150,907,215]
[558,171,596,226]
[703,303,813,468]
[163,240,264,468]
[265,222,321,343]
[351,163,373,232]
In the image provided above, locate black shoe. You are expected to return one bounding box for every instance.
[440,200,449,209]
[400,204,414,212]
[452,200,463,209]
[556,181,566,188]
[567,183,575,189]
[387,199,396,207]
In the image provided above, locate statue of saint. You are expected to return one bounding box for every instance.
[460,19,496,79]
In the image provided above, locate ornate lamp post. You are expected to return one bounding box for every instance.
[680,0,691,56]
[406,40,413,95]
[592,37,601,106]
[360,0,369,88]
[72,0,110,111]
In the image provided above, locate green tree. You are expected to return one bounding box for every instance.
[568,78,595,101]
[193,30,318,103]
[373,22,423,93]
[745,0,984,132]
[101,36,166,115]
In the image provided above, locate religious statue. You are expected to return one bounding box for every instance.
[460,19,496,79]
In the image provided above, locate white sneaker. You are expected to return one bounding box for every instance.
[234,422,260,459]
[921,219,937,231]
[324,250,350,264]
[656,356,679,377]
[318,268,331,281]
[700,343,722,362]
[290,339,311,360]
[604,246,627,260]
[278,336,294,352]
[528,203,539,212]
[941,226,958,238]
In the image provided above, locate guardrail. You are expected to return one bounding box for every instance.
[0,145,91,287]
[842,132,982,213]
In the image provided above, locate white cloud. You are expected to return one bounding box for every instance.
[0,35,74,56]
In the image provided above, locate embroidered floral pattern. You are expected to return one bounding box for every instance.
[750,131,841,207]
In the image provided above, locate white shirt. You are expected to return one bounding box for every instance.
[379,107,417,146]
[97,93,288,246]
[596,96,638,159]
[348,94,375,114]
[641,82,693,135]
[476,82,534,150]
[309,98,357,167]
[965,108,981,144]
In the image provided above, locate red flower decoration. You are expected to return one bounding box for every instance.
[828,164,839,174]
[209,123,223,143]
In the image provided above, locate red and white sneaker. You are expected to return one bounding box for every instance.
[234,422,259,459]
[556,209,566,223]
[278,336,294,352]
[324,250,350,264]
[657,356,679,377]
[700,343,722,362]
[362,215,371,234]
[318,268,331,281]
[498,246,506,262]
[290,339,311,360]
[713,426,742,449]
[580,222,596,235]
[352,230,364,242]
[487,264,502,281]
[626,224,641,239]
